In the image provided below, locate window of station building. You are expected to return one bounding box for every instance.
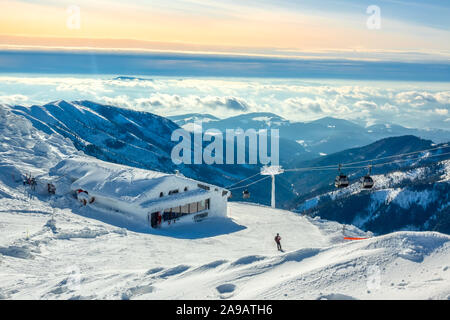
[162,207,181,221]
[197,184,210,191]
[189,202,198,213]
[180,204,190,215]
[184,187,188,192]
[162,198,211,221]
[172,206,181,214]
[198,200,206,211]
[160,192,164,197]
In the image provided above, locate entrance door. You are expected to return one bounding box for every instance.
[150,212,158,228]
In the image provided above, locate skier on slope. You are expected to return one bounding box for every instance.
[274,233,282,251]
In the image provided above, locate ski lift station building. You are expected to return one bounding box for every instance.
[51,157,230,229]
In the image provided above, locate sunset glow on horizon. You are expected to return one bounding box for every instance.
[1,0,449,61]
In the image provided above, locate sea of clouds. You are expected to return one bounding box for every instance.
[0,75,448,129]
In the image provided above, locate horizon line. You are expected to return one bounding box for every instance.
[1,34,450,64]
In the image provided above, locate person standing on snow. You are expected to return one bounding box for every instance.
[274,233,282,251]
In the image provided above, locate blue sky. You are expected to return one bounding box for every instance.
[271,0,450,30]
[1,0,449,61]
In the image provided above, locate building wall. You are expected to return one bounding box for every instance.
[72,175,229,229]
[144,187,229,229]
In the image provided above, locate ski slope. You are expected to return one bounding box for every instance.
[0,192,449,300]
[0,105,449,300]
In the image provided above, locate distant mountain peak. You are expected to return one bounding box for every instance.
[237,112,286,119]
[46,99,72,107]
[113,76,153,81]
[168,113,220,121]
[308,116,361,127]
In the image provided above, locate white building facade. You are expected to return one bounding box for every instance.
[51,157,229,229]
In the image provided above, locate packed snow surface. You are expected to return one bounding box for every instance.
[1,194,449,299]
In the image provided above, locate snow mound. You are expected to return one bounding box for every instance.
[0,245,34,259]
[316,293,357,300]
[55,227,110,240]
[231,255,266,266]
[158,265,191,278]
[216,283,236,294]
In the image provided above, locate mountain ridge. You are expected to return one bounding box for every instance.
[170,112,450,155]
[6,100,450,214]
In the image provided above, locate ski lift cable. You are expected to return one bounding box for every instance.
[227,175,271,191]
[225,172,262,189]
[286,151,450,172]
[318,144,450,168]
[284,146,450,171]
[342,151,450,170]
[284,150,450,172]
[223,149,450,190]
[335,144,450,168]
[283,144,450,171]
[369,151,450,168]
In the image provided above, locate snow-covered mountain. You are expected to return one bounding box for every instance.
[286,135,446,200]
[6,101,449,211]
[191,112,290,131]
[296,160,450,235]
[168,113,220,129]
[11,100,179,173]
[7,101,304,206]
[366,123,450,143]
[172,112,450,155]
[8,101,262,194]
[1,104,449,300]
[285,135,450,234]
[0,105,79,198]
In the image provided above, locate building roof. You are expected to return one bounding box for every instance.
[51,156,223,206]
[140,188,209,209]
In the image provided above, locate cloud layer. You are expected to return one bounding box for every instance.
[0,75,448,130]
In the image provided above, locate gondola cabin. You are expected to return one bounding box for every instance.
[361,175,374,189]
[335,174,349,188]
[361,165,374,189]
[335,164,349,188]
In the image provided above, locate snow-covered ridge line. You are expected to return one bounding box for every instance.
[0,105,79,182]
